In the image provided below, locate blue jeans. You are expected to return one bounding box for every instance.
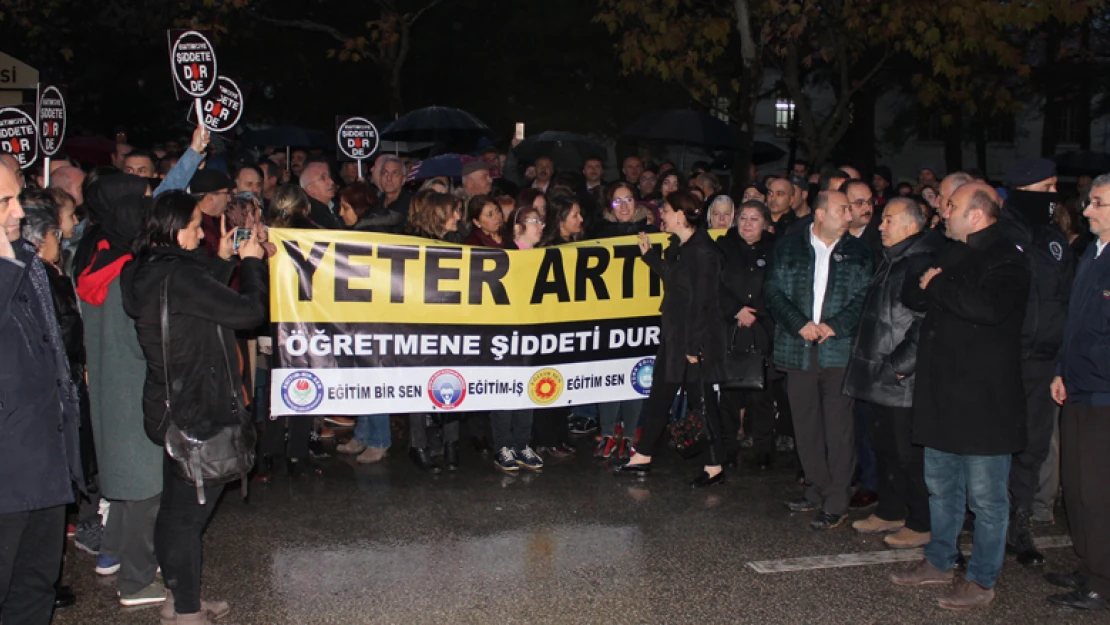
[353,414,392,449]
[923,448,1011,589]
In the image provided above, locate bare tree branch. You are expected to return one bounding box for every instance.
[243,10,350,45]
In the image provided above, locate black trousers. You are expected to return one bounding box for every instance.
[532,408,571,448]
[0,505,65,625]
[721,387,776,456]
[260,415,313,460]
[786,350,855,515]
[771,376,794,437]
[1010,359,1058,512]
[870,404,930,532]
[636,355,726,466]
[154,456,223,616]
[1060,402,1110,597]
[408,414,459,450]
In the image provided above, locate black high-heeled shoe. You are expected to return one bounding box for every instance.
[691,470,726,488]
[443,441,460,471]
[613,461,651,476]
[409,447,442,473]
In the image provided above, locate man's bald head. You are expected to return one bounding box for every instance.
[938,172,974,221]
[50,166,85,206]
[946,182,1001,242]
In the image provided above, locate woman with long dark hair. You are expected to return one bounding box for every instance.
[464,194,510,248]
[614,190,730,487]
[121,190,267,624]
[538,191,585,247]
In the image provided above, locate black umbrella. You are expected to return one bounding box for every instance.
[751,141,787,166]
[623,109,740,150]
[380,106,490,144]
[1051,150,1110,176]
[242,125,330,149]
[512,131,606,171]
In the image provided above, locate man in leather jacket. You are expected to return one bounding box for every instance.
[999,157,1075,568]
[843,198,941,549]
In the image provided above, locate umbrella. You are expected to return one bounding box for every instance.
[380,106,490,144]
[623,109,740,150]
[380,140,437,155]
[751,141,787,165]
[512,131,606,171]
[406,154,479,182]
[241,125,330,149]
[1051,150,1110,176]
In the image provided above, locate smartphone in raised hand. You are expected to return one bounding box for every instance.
[514,122,525,141]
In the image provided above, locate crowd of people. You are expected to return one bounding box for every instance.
[1,119,1108,624]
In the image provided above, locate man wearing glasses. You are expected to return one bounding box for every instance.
[190,169,234,258]
[844,179,882,258]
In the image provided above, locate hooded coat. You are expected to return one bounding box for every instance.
[76,175,165,501]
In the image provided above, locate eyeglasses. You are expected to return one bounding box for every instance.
[611,197,635,208]
[850,198,877,207]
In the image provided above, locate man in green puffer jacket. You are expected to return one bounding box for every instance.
[765,189,873,531]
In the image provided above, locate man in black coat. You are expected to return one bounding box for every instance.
[998,157,1074,567]
[843,198,940,549]
[300,161,344,230]
[892,183,1031,611]
[0,162,84,623]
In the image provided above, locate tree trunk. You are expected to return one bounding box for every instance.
[848,87,877,175]
[730,0,758,195]
[1040,26,1063,157]
[943,106,963,174]
[1077,18,1092,151]
[974,112,987,174]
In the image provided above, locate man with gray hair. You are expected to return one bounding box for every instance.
[299,161,342,229]
[936,172,974,224]
[50,166,85,207]
[843,197,941,549]
[377,155,412,218]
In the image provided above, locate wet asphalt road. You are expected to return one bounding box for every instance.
[53,433,1107,625]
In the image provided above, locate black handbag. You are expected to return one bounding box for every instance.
[668,361,714,459]
[721,326,767,391]
[160,275,256,505]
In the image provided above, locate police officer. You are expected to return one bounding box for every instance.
[999,157,1074,568]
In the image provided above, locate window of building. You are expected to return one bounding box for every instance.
[775,97,795,138]
[986,114,1015,144]
[1057,98,1086,145]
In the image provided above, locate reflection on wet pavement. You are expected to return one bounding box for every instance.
[53,441,1099,625]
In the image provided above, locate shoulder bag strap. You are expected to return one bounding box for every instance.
[160,274,173,421]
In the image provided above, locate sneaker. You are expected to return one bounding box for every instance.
[74,519,103,555]
[550,442,576,457]
[95,554,120,576]
[119,581,167,607]
[317,426,335,439]
[884,527,931,549]
[594,436,617,458]
[891,558,954,586]
[495,447,519,472]
[66,523,76,538]
[355,447,388,464]
[851,515,905,535]
[569,417,599,435]
[324,416,356,428]
[336,439,367,455]
[516,447,544,471]
[938,578,995,610]
[809,511,845,531]
[784,496,818,513]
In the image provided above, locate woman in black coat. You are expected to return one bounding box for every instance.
[717,200,779,469]
[614,190,730,486]
[121,190,268,622]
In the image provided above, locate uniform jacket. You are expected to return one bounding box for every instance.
[905,223,1030,455]
[764,227,873,370]
[1058,242,1110,405]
